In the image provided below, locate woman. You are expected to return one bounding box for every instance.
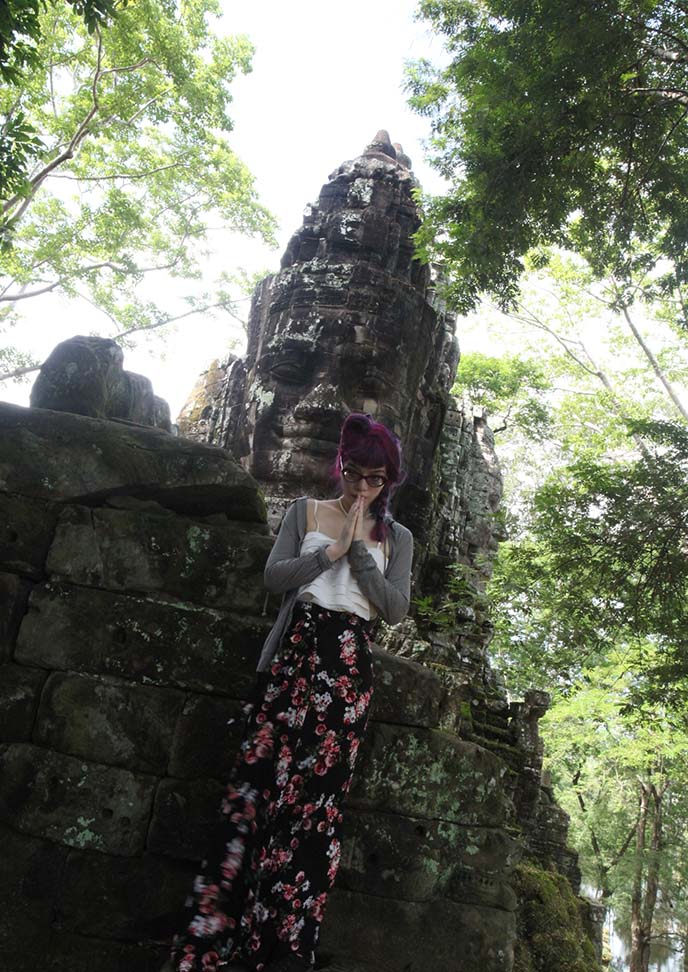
[170,413,414,972]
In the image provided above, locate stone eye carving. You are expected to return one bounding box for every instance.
[262,351,313,386]
[269,362,309,384]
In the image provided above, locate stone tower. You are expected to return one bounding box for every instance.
[0,134,603,972]
[178,130,458,549]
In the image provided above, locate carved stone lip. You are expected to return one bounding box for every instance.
[280,424,342,446]
[280,435,340,455]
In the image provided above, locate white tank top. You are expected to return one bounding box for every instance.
[297,501,387,619]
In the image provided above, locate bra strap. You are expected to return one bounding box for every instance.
[314,499,320,532]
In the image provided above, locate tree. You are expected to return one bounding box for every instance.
[492,420,688,707]
[454,351,552,438]
[1,0,119,200]
[408,0,688,314]
[457,251,688,968]
[0,0,276,380]
[1,0,118,74]
[541,653,688,972]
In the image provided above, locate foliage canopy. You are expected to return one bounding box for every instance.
[492,420,688,705]
[470,265,688,955]
[0,0,275,379]
[409,0,688,313]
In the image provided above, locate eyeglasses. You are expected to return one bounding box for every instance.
[341,467,387,488]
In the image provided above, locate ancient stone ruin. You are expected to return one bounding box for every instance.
[30,332,172,430]
[0,133,603,972]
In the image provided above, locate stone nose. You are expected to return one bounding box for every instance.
[292,382,346,423]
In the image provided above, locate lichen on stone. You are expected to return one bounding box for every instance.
[512,861,599,972]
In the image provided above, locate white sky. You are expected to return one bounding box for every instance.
[1,0,450,419]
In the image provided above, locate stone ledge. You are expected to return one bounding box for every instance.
[0,662,48,741]
[321,888,515,972]
[46,503,274,613]
[33,671,186,775]
[0,401,266,522]
[43,932,165,972]
[169,694,246,780]
[147,776,223,861]
[349,721,514,827]
[370,647,442,729]
[55,848,196,941]
[16,581,268,696]
[0,492,59,577]
[0,742,156,856]
[0,825,66,963]
[0,572,32,660]
[340,807,520,911]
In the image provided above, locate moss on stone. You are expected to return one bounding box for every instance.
[513,860,600,972]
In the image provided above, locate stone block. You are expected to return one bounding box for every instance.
[16,581,269,696]
[0,572,31,660]
[169,693,246,780]
[0,743,156,855]
[370,647,442,728]
[44,933,165,972]
[56,849,196,941]
[348,722,513,827]
[148,777,224,861]
[0,492,58,576]
[47,504,273,612]
[339,808,519,911]
[0,825,66,964]
[34,671,185,774]
[30,334,124,418]
[0,401,266,521]
[29,334,174,434]
[320,889,516,972]
[0,662,48,740]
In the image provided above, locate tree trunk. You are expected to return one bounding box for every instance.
[629,777,669,972]
[509,304,653,458]
[639,782,669,972]
[630,782,649,972]
[621,304,688,423]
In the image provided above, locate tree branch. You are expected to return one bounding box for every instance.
[2,29,105,222]
[617,296,688,422]
[121,89,171,126]
[0,279,63,301]
[621,14,688,58]
[0,300,243,384]
[0,257,193,303]
[48,160,189,182]
[99,55,156,77]
[610,817,643,870]
[0,363,41,382]
[643,44,688,65]
[630,86,688,106]
[111,300,241,340]
[506,302,653,458]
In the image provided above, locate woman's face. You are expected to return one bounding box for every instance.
[340,459,388,513]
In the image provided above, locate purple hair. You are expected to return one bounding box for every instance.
[330,413,404,541]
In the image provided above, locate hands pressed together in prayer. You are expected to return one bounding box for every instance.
[326,496,370,562]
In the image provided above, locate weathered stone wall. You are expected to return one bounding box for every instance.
[0,401,522,972]
[0,402,270,971]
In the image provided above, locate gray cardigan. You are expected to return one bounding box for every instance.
[257,496,414,672]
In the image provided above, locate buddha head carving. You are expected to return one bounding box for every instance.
[230,133,458,529]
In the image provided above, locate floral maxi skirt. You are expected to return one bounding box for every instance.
[171,601,375,972]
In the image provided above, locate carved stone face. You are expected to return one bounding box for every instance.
[213,135,459,537]
[243,270,443,493]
